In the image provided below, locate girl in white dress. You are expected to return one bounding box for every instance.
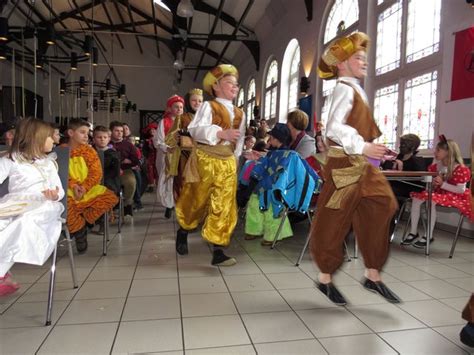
[0,118,64,296]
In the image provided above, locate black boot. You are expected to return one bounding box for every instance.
[73,227,88,254]
[124,204,133,217]
[176,229,188,255]
[211,248,236,266]
[164,208,173,219]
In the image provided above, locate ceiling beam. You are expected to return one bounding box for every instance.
[124,0,143,54]
[38,0,106,26]
[193,0,224,81]
[215,0,254,66]
[101,2,125,49]
[193,1,255,37]
[71,0,107,53]
[149,0,161,58]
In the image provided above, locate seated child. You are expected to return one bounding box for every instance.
[0,118,64,296]
[382,133,426,203]
[92,126,121,195]
[67,119,118,253]
[237,124,321,246]
[405,136,473,248]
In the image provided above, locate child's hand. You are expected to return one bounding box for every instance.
[217,129,241,143]
[394,159,403,171]
[362,143,387,160]
[122,158,132,164]
[42,186,60,201]
[433,176,443,188]
[73,185,85,200]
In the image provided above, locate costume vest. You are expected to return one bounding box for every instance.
[340,81,381,142]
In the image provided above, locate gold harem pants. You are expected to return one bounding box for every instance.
[175,149,238,246]
[310,148,398,274]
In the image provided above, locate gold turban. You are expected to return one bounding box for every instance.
[317,32,370,80]
[202,64,239,96]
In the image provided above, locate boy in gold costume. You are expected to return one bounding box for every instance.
[175,65,245,266]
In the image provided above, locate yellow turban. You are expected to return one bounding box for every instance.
[202,64,239,96]
[317,32,370,80]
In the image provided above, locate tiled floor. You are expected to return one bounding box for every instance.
[0,193,473,354]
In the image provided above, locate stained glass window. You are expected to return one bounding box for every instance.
[246,78,256,121]
[237,88,244,109]
[264,60,278,120]
[374,84,399,149]
[288,46,300,111]
[376,1,402,75]
[324,0,359,44]
[403,71,438,149]
[406,0,441,63]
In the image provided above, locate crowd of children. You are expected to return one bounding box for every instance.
[0,39,472,347]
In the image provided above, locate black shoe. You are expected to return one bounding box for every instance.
[124,205,134,217]
[401,233,418,246]
[460,322,474,348]
[176,229,188,255]
[412,236,434,249]
[211,249,236,266]
[362,278,400,303]
[73,227,88,254]
[315,281,347,306]
[164,208,173,219]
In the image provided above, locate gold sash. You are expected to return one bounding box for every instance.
[183,143,234,183]
[325,147,368,209]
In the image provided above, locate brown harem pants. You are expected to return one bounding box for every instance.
[310,152,398,274]
[463,294,474,323]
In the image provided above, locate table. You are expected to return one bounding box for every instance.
[383,170,438,255]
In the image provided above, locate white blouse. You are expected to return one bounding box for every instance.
[325,76,369,155]
[187,97,246,158]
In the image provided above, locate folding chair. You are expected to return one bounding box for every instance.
[0,146,78,326]
[96,149,111,256]
[47,146,79,325]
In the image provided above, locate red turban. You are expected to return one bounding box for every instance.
[166,95,185,108]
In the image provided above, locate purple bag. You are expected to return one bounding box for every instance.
[367,157,381,168]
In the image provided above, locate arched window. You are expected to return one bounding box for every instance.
[237,88,245,109]
[373,0,442,149]
[246,78,256,122]
[279,39,300,122]
[264,59,278,122]
[324,0,359,44]
[288,46,300,112]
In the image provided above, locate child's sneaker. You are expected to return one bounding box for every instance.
[0,273,20,296]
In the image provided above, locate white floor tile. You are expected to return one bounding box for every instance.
[113,319,182,353]
[320,334,397,354]
[58,297,126,324]
[379,328,467,354]
[232,290,291,314]
[122,295,180,321]
[181,293,237,317]
[255,339,327,354]
[38,323,118,354]
[398,299,464,327]
[297,308,372,338]
[183,315,250,349]
[242,311,313,343]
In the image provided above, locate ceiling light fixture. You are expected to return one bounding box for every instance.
[177,0,194,18]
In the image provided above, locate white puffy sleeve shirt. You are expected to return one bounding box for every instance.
[325,77,369,155]
[187,98,246,158]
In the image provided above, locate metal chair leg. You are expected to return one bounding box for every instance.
[63,226,78,289]
[118,191,123,233]
[103,211,109,256]
[45,245,58,326]
[271,207,288,249]
[344,240,351,262]
[449,215,465,258]
[390,201,407,243]
[295,211,313,267]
